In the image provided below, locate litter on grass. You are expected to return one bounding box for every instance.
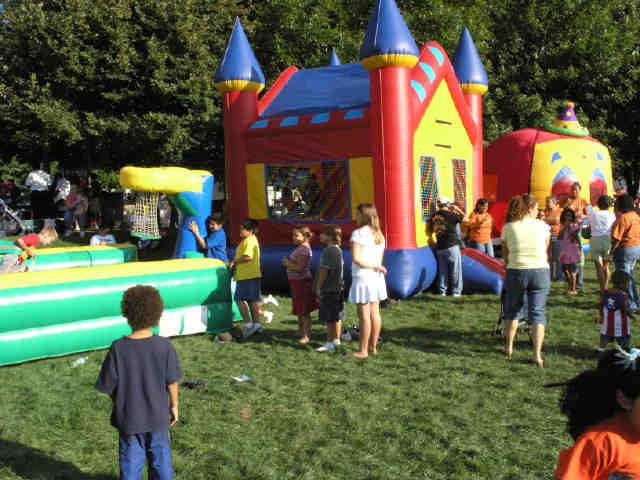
[232,375,250,382]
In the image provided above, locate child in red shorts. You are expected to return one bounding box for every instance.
[282,225,317,344]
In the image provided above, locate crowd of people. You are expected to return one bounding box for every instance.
[3,174,640,477]
[90,194,640,479]
[0,170,104,237]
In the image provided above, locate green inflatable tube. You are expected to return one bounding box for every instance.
[0,302,232,366]
[0,243,137,271]
[0,259,232,333]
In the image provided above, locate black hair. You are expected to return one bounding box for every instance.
[560,208,576,224]
[121,285,164,331]
[597,195,612,211]
[206,215,224,226]
[615,193,635,214]
[240,218,258,232]
[547,348,640,440]
[474,198,488,213]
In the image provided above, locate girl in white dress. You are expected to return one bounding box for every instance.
[346,203,387,359]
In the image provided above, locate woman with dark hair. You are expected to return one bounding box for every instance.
[562,181,589,221]
[588,195,616,294]
[610,193,640,311]
[550,348,640,479]
[500,194,550,367]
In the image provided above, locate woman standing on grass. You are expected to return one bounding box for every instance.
[346,203,387,359]
[610,193,640,312]
[501,194,550,367]
[588,195,616,295]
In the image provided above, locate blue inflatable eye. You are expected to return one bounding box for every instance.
[551,152,562,164]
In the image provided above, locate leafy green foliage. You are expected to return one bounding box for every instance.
[0,0,639,190]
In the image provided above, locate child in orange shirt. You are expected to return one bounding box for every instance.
[545,196,564,282]
[551,348,640,479]
[465,198,493,257]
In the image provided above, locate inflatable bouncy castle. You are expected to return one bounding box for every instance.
[485,102,614,234]
[215,0,489,298]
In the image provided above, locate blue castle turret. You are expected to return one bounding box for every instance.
[214,18,265,93]
[329,47,341,66]
[359,0,419,71]
[451,27,488,95]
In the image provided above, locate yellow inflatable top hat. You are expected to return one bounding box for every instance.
[544,101,589,137]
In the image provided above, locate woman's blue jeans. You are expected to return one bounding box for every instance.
[436,245,463,295]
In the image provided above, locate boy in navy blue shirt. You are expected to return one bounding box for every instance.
[96,285,183,480]
[189,215,228,263]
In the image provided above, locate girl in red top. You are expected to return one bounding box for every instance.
[550,348,640,479]
[465,198,494,258]
[282,225,317,344]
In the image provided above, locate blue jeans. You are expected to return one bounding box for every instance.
[503,268,550,325]
[119,430,174,480]
[436,245,462,295]
[550,237,563,281]
[469,241,494,258]
[613,245,640,311]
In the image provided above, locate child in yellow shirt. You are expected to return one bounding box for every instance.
[229,219,262,339]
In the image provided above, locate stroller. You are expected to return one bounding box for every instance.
[495,288,531,338]
[0,198,26,236]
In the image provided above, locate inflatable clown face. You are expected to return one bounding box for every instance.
[530,135,613,207]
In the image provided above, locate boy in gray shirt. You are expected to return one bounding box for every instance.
[313,225,344,352]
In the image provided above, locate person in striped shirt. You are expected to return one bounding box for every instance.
[599,270,636,352]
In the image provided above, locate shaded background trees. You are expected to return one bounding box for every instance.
[1,0,639,192]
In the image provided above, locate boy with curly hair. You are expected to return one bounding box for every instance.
[96,285,183,480]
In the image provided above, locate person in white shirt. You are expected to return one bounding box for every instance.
[588,195,617,295]
[25,169,52,219]
[90,223,116,246]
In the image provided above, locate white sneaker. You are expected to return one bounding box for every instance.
[333,339,341,346]
[453,293,461,297]
[263,311,274,324]
[316,343,335,352]
[264,294,279,306]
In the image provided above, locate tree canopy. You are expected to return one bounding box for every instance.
[1,0,639,191]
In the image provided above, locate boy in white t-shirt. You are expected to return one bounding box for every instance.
[90,223,117,246]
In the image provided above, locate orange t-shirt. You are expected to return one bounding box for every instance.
[611,211,640,248]
[545,207,563,237]
[564,197,588,217]
[554,414,640,480]
[466,212,492,243]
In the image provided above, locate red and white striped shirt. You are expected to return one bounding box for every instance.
[601,290,631,337]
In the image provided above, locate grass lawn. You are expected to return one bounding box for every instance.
[0,240,622,479]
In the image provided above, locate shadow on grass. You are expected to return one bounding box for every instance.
[381,326,502,355]
[0,438,116,479]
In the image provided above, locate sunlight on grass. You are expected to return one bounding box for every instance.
[0,261,618,479]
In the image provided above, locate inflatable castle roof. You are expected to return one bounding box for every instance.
[214,0,485,137]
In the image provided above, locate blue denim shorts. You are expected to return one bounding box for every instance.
[503,268,550,325]
[234,278,262,302]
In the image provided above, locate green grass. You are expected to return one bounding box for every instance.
[0,253,622,479]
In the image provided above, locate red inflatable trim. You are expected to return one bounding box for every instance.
[462,248,505,278]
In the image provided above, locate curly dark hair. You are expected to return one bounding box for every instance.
[615,193,635,214]
[551,348,640,440]
[597,195,612,211]
[121,285,164,331]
